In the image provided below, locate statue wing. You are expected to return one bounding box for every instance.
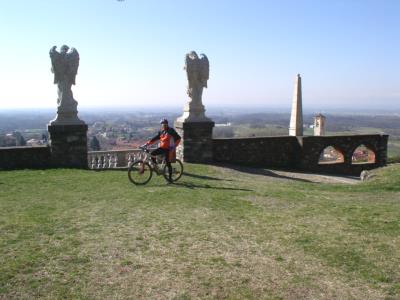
[66,48,80,85]
[49,46,62,84]
[199,54,209,87]
[185,53,194,80]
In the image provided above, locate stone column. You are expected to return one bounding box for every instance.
[289,74,303,136]
[174,87,215,163]
[48,124,88,168]
[174,120,214,163]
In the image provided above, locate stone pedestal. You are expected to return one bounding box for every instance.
[176,100,213,123]
[174,121,214,163]
[49,106,85,126]
[47,124,88,168]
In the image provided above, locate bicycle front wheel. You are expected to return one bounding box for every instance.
[163,159,183,182]
[128,160,153,185]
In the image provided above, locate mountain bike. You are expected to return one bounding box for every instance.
[128,145,183,185]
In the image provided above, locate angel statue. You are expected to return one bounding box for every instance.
[49,45,84,125]
[177,51,211,122]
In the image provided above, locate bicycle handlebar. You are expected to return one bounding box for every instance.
[139,145,150,153]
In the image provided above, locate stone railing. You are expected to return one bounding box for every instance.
[87,149,145,169]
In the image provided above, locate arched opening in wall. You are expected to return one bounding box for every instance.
[318,146,345,164]
[351,144,376,164]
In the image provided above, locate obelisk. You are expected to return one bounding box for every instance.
[289,74,303,136]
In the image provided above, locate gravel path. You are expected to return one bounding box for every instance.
[213,164,360,184]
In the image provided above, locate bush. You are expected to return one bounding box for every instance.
[387,156,400,164]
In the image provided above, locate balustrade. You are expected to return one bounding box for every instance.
[87,149,143,169]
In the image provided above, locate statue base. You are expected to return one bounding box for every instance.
[47,124,88,168]
[49,111,85,126]
[49,98,85,126]
[174,120,214,163]
[176,101,212,123]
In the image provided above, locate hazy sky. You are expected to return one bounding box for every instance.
[0,0,399,111]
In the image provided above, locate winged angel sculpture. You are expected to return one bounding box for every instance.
[49,45,84,125]
[185,51,209,104]
[177,51,211,122]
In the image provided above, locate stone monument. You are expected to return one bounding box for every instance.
[314,113,326,136]
[289,74,303,136]
[175,51,214,162]
[47,45,88,168]
[49,45,85,125]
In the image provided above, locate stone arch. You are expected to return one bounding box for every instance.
[318,145,345,164]
[351,144,376,164]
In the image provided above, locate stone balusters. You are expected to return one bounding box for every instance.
[127,154,134,168]
[88,149,141,169]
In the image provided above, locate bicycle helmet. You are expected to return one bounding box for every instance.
[160,118,168,124]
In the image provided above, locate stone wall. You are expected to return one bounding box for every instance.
[213,136,301,168]
[0,124,88,170]
[0,131,388,175]
[0,146,51,170]
[212,134,388,175]
[297,134,388,175]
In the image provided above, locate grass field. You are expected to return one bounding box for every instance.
[1,164,400,299]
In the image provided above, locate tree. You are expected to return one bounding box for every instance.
[14,131,26,146]
[90,136,101,151]
[213,127,234,138]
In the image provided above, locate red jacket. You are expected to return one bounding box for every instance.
[147,127,181,150]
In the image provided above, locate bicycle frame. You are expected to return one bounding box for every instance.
[135,147,167,175]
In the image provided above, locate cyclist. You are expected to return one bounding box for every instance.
[144,118,181,183]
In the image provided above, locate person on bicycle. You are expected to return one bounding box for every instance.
[144,118,181,183]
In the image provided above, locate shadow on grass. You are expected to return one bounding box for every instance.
[174,181,253,192]
[214,163,314,183]
[183,172,233,181]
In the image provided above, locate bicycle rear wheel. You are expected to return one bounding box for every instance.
[163,159,183,182]
[128,160,153,185]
